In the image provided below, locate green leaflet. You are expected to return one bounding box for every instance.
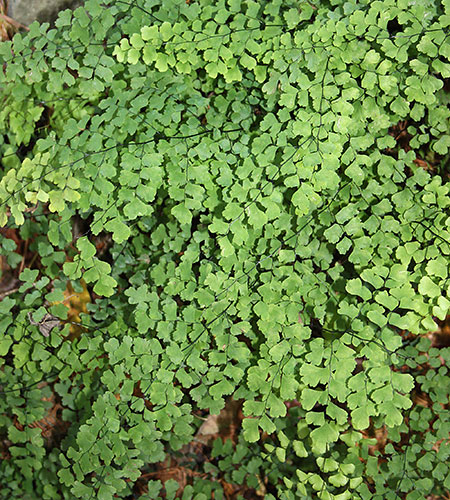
[0,0,449,498]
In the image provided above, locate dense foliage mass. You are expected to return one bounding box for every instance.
[0,0,450,498]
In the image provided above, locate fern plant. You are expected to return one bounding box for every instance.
[0,0,450,498]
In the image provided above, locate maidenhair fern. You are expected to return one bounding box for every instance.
[0,0,450,498]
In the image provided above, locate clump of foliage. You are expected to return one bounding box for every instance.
[0,0,450,498]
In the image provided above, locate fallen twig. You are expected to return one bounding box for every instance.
[0,13,29,32]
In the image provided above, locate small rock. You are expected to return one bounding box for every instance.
[8,0,84,27]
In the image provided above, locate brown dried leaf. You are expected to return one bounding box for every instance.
[28,311,61,337]
[195,399,242,446]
